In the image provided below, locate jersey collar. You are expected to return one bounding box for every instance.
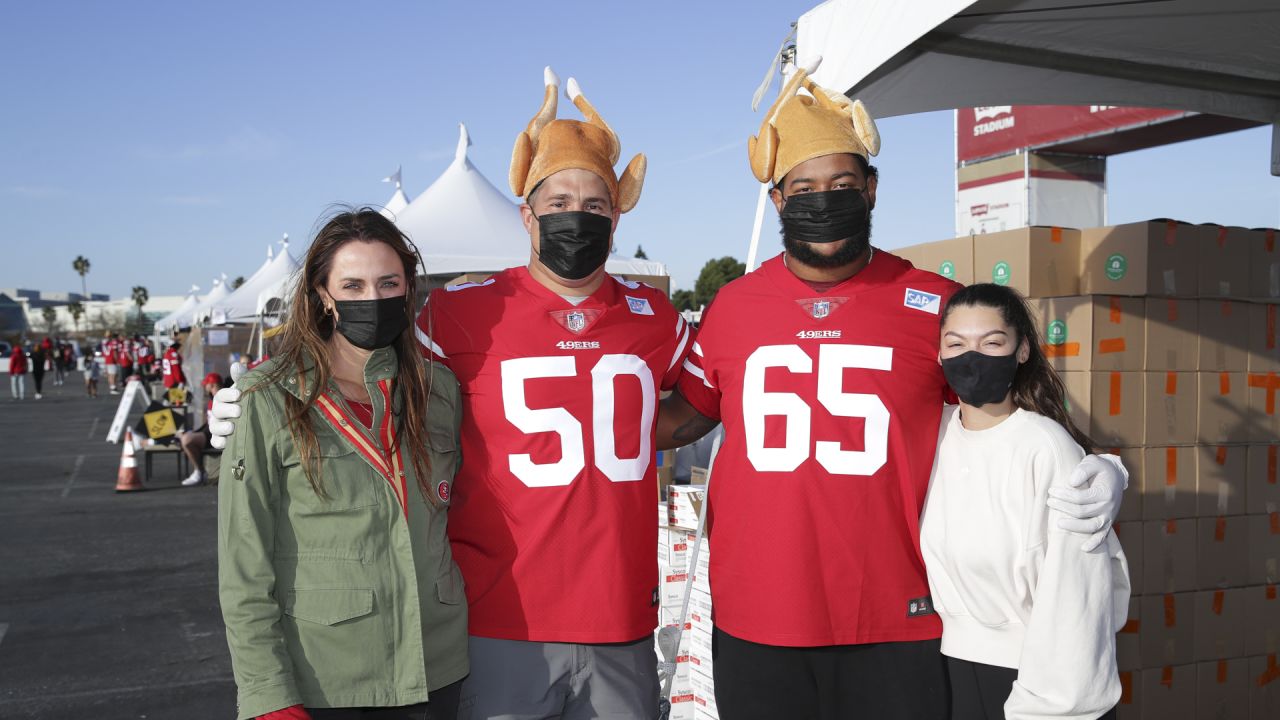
[764,247,896,296]
[513,265,619,311]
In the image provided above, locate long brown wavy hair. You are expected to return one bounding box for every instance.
[260,207,435,502]
[942,283,1096,454]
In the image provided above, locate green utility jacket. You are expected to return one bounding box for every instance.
[218,349,467,719]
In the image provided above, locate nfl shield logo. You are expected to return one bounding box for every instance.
[567,311,586,333]
[812,301,830,319]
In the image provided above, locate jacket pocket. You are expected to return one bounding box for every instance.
[436,564,466,605]
[283,588,375,625]
[281,435,381,512]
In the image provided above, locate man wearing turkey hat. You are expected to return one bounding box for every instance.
[655,60,1128,717]
[413,68,691,718]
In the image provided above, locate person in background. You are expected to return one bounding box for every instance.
[85,350,101,398]
[53,340,69,386]
[103,332,120,394]
[922,283,1129,719]
[218,208,467,720]
[178,372,226,487]
[136,336,156,379]
[9,343,28,400]
[30,340,48,400]
[162,340,186,390]
[118,335,135,385]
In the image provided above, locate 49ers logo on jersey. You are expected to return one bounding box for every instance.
[549,308,602,335]
[795,296,848,321]
[437,481,451,502]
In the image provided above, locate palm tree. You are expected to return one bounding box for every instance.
[67,301,84,333]
[41,306,58,334]
[72,255,91,297]
[131,286,149,323]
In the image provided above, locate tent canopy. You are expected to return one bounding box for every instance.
[395,123,667,278]
[153,285,202,334]
[210,242,300,324]
[797,0,1280,173]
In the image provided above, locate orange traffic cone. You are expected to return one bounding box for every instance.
[115,428,143,493]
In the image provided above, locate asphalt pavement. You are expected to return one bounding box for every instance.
[0,375,236,719]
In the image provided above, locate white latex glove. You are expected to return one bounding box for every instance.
[1046,453,1128,552]
[208,387,242,450]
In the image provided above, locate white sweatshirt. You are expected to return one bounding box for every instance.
[920,406,1130,720]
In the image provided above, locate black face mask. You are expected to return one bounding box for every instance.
[333,296,409,350]
[940,350,1020,408]
[780,188,871,250]
[536,210,613,280]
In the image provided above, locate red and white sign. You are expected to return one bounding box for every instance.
[958,105,1185,162]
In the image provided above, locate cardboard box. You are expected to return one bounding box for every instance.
[1197,224,1252,298]
[1111,447,1144,523]
[974,225,1081,297]
[1081,220,1199,297]
[1142,447,1197,521]
[658,466,674,500]
[1198,517,1249,590]
[1248,514,1280,586]
[1198,372,1249,444]
[1248,303,1280,373]
[1248,654,1280,719]
[898,236,976,285]
[1248,227,1279,301]
[1197,445,1248,518]
[1144,297,1200,371]
[1116,670,1139,720]
[1033,296,1145,371]
[1138,663,1196,719]
[1198,300,1250,372]
[1114,522,1144,597]
[1117,596,1142,671]
[1247,445,1280,515]
[1143,519,1197,594]
[667,485,705,530]
[1194,589,1246,661]
[1196,658,1250,720]
[1247,371,1280,443]
[1144,372,1198,446]
[1243,585,1280,657]
[1060,371,1145,448]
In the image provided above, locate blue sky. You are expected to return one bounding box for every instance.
[2,1,1276,300]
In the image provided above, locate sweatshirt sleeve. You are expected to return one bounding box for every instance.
[1005,430,1125,720]
[218,387,301,719]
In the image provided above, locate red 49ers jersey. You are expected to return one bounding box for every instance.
[416,267,692,642]
[678,252,961,647]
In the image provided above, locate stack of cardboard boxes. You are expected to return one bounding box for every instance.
[898,221,1280,718]
[657,483,718,720]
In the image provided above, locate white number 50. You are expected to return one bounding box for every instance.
[501,354,655,488]
[742,344,891,475]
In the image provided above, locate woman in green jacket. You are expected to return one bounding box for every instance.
[219,209,467,720]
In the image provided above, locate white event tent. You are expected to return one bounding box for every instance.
[210,239,300,324]
[380,166,412,220]
[794,0,1280,173]
[153,285,202,334]
[185,274,233,327]
[394,123,667,278]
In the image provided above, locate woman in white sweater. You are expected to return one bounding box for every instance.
[921,284,1130,720]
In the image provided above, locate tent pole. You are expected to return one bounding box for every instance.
[744,184,771,272]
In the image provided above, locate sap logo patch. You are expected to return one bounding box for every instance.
[625,295,654,315]
[904,288,941,315]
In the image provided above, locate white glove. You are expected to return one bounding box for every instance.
[1047,454,1128,552]
[208,386,243,450]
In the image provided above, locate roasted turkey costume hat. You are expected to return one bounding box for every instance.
[509,67,646,213]
[748,58,881,185]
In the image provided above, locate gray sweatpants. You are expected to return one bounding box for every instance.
[458,635,659,720]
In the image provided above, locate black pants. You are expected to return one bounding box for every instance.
[32,370,44,394]
[713,626,949,719]
[308,678,463,720]
[946,657,1117,720]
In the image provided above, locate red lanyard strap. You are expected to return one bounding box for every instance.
[314,379,409,518]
